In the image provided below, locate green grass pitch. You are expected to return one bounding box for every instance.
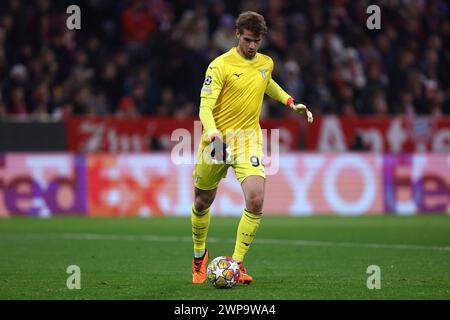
[0,215,449,299]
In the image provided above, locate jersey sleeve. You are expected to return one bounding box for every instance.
[199,59,225,141]
[200,59,224,100]
[264,58,292,106]
[265,79,292,106]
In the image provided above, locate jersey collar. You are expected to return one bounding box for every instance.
[232,47,259,63]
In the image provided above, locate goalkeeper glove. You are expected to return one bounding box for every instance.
[288,99,314,123]
[210,136,230,163]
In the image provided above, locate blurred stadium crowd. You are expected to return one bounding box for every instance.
[0,0,449,120]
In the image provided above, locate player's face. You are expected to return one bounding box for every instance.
[236,29,262,59]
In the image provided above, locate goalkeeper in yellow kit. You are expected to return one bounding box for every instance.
[191,11,313,284]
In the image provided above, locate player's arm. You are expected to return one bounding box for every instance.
[265,58,314,123]
[199,61,229,161]
[199,98,219,141]
[199,97,229,162]
[199,60,223,141]
[199,60,224,142]
[265,79,313,123]
[265,78,292,107]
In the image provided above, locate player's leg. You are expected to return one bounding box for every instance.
[191,187,216,284]
[192,187,216,258]
[232,149,266,284]
[235,176,265,263]
[233,176,265,284]
[191,151,228,284]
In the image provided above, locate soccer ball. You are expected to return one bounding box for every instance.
[206,256,241,289]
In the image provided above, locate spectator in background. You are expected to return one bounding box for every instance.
[281,59,303,107]
[116,96,139,118]
[59,66,93,113]
[337,48,366,90]
[342,103,357,118]
[397,91,416,116]
[212,14,236,54]
[369,91,389,115]
[88,90,110,116]
[172,4,209,54]
[72,85,94,115]
[123,65,160,114]
[9,86,28,115]
[155,87,175,116]
[174,101,195,119]
[267,15,288,55]
[131,81,150,115]
[421,48,440,82]
[2,64,31,110]
[336,85,356,115]
[313,26,345,70]
[308,71,334,114]
[97,62,123,114]
[363,60,388,104]
[423,84,445,117]
[52,102,73,121]
[121,0,156,62]
[389,49,416,103]
[355,35,379,66]
[404,69,428,114]
[375,33,396,71]
[32,82,52,116]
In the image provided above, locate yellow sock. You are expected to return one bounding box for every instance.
[191,204,210,258]
[232,208,262,262]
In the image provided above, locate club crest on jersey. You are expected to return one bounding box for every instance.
[259,69,268,79]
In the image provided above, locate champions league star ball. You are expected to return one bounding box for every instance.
[206,256,241,289]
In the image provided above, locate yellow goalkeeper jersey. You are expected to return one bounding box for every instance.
[199,47,291,152]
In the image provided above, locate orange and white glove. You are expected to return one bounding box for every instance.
[287,98,314,123]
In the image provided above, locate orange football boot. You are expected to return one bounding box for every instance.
[238,262,253,284]
[192,249,209,284]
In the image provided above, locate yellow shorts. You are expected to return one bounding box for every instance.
[192,145,266,190]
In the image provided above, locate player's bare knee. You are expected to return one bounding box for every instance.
[194,196,213,212]
[194,199,209,212]
[245,193,264,213]
[194,188,217,212]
